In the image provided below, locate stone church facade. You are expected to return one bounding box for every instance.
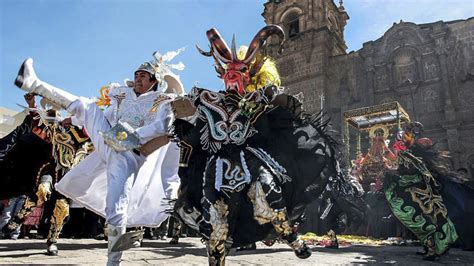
[263,0,474,178]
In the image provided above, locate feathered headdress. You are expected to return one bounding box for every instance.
[134,48,186,94]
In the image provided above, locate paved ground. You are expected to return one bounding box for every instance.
[0,237,473,265]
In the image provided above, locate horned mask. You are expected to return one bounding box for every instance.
[197,25,285,95]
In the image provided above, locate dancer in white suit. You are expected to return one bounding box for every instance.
[14,50,184,265]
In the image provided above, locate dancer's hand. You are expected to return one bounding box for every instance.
[61,117,72,129]
[24,93,36,108]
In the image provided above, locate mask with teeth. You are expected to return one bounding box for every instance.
[197,25,285,95]
[222,62,250,95]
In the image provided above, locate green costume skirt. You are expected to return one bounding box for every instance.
[384,174,458,255]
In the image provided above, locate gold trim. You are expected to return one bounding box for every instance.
[343,101,410,130]
[150,95,171,113]
[69,127,89,143]
[368,125,390,139]
[179,141,193,168]
[36,163,51,184]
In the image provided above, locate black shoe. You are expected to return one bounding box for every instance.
[169,236,179,245]
[93,233,106,241]
[416,247,428,255]
[46,244,58,256]
[295,244,312,259]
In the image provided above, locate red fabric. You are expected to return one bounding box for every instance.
[23,206,44,226]
[392,140,407,153]
[417,137,433,147]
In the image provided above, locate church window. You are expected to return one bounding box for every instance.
[283,11,300,38]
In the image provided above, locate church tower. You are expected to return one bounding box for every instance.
[263,0,349,113]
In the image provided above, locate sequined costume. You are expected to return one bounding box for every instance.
[15,50,183,265]
[384,122,458,260]
[1,108,92,255]
[173,25,343,265]
[0,112,51,199]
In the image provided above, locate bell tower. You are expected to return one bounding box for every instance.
[263,0,349,112]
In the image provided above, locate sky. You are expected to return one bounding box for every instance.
[1,0,473,112]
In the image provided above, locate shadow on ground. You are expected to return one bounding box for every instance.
[144,239,474,265]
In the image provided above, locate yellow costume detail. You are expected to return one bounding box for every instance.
[96,85,111,107]
[237,46,281,93]
[116,131,128,141]
[36,182,51,206]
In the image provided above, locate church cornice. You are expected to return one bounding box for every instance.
[267,26,347,57]
[359,18,473,56]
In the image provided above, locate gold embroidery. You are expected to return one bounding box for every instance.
[271,208,292,236]
[179,141,193,167]
[406,184,448,223]
[36,163,51,184]
[69,127,89,143]
[72,142,94,167]
[52,129,76,170]
[209,199,229,243]
[150,95,171,112]
[247,182,274,225]
[47,199,70,243]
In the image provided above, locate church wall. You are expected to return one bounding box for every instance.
[445,19,474,174]
[264,1,474,232]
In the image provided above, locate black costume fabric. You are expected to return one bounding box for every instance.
[438,177,474,250]
[173,87,342,248]
[318,178,368,235]
[1,114,91,249]
[383,146,458,256]
[411,143,474,251]
[0,114,52,200]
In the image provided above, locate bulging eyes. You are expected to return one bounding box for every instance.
[240,66,248,72]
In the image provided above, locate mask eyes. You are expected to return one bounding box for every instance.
[240,66,248,72]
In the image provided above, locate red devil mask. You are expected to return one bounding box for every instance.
[197,25,285,95]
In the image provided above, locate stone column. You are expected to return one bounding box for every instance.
[387,63,394,88]
[443,123,461,169]
[343,119,350,171]
[437,50,457,122]
[415,56,423,81]
[436,37,460,167]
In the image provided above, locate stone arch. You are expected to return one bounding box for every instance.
[327,9,341,34]
[381,24,425,53]
[279,6,304,38]
[388,46,422,85]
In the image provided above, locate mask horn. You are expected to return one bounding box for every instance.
[196,44,212,57]
[231,34,238,61]
[196,44,225,76]
[206,28,232,64]
[243,25,285,65]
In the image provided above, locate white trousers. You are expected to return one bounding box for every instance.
[68,98,145,227]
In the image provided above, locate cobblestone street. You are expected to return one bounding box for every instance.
[0,237,473,265]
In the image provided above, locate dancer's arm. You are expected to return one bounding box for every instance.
[135,100,174,144]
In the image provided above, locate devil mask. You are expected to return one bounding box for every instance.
[197,25,285,95]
